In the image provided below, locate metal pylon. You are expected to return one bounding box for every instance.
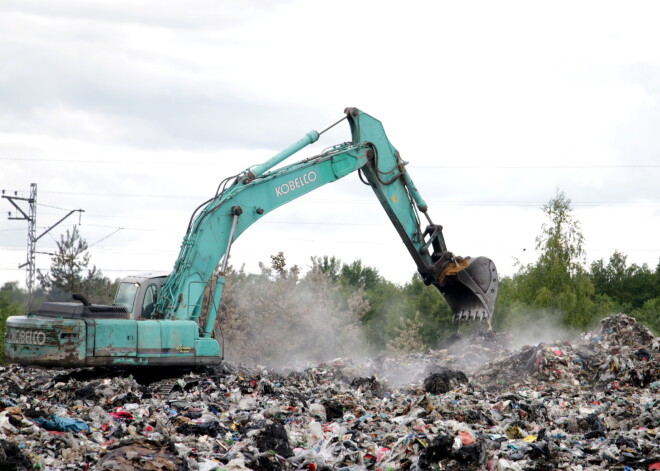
[2,183,83,312]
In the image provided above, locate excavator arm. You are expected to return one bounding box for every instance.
[155,107,498,334]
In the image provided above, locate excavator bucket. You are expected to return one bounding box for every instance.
[438,256,498,323]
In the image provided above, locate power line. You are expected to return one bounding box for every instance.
[37,202,82,211]
[410,165,660,169]
[82,223,180,233]
[37,212,149,219]
[33,190,660,206]
[41,191,202,199]
[2,222,180,233]
[0,157,211,166]
[3,156,659,169]
[88,227,123,248]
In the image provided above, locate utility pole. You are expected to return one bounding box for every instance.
[2,183,84,312]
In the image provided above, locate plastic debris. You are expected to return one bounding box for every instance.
[31,415,91,433]
[96,438,187,470]
[0,313,656,470]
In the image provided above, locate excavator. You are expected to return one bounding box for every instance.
[4,107,498,367]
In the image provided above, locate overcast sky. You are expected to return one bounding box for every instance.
[1,0,659,292]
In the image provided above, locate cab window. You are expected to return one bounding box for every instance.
[115,282,139,312]
[141,284,158,319]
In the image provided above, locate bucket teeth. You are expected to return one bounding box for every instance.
[453,308,491,323]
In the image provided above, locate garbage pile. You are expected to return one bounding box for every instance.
[0,314,657,471]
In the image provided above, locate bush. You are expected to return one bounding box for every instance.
[0,292,24,364]
[631,297,660,335]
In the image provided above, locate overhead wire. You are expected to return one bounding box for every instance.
[3,155,659,169]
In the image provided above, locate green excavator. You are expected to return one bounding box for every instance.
[4,107,498,367]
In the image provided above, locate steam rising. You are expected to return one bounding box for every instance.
[218,267,371,368]
[219,268,586,389]
[504,310,578,350]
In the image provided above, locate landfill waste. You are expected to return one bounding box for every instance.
[0,313,657,470]
[30,415,91,433]
[96,438,187,471]
[423,369,469,394]
[0,438,32,471]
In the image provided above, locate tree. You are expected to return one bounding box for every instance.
[508,191,596,328]
[38,226,90,294]
[219,253,370,365]
[591,251,656,310]
[0,282,24,306]
[83,271,120,305]
[266,251,299,279]
[37,225,116,303]
[0,290,23,363]
[311,256,396,348]
[401,274,453,347]
[631,297,660,335]
[589,251,659,333]
[388,311,425,354]
[311,255,342,283]
[311,255,460,350]
[535,190,586,278]
[339,260,382,291]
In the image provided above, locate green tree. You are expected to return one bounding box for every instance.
[401,274,453,347]
[311,254,464,350]
[37,225,116,303]
[506,191,596,328]
[590,252,659,333]
[311,255,342,283]
[339,260,382,291]
[591,251,656,310]
[38,226,90,295]
[0,290,24,363]
[387,311,425,354]
[360,278,404,348]
[0,282,24,306]
[83,270,120,305]
[631,297,660,335]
